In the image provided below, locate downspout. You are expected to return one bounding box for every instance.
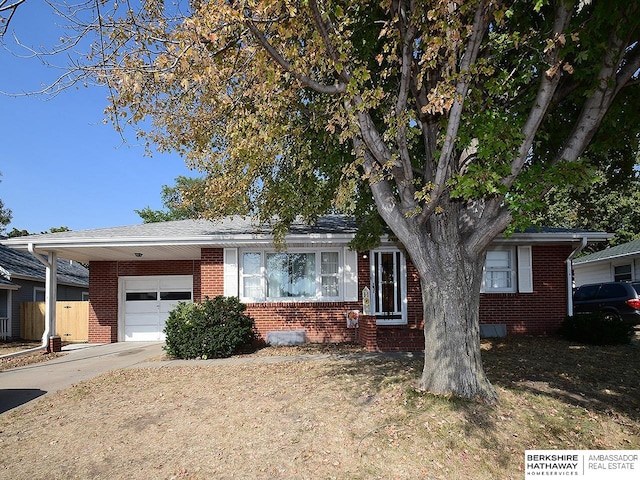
[0,244,57,359]
[566,237,588,317]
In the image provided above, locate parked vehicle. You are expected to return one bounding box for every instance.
[573,282,640,324]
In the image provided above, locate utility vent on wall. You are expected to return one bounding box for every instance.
[479,324,507,338]
[266,330,307,346]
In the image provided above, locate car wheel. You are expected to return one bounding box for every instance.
[602,312,620,322]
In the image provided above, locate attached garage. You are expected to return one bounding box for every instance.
[119,275,193,341]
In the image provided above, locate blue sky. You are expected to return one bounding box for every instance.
[0,1,195,234]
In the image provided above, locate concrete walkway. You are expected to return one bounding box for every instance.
[0,342,164,414]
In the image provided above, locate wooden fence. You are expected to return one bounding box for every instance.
[20,301,89,342]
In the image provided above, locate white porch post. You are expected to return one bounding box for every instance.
[28,244,58,349]
[45,251,58,341]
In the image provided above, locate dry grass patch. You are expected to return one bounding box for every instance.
[0,341,66,371]
[0,336,638,479]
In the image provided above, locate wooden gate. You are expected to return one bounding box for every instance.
[20,301,89,342]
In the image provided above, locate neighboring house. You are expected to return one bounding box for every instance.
[573,238,640,287]
[1,217,609,351]
[0,244,89,340]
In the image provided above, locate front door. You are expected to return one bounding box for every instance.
[371,249,407,324]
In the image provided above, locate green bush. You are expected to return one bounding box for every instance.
[163,296,256,359]
[559,313,634,345]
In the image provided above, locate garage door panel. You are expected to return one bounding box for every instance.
[160,300,187,314]
[159,277,192,290]
[125,312,160,326]
[125,279,160,291]
[126,301,159,314]
[125,325,165,342]
[121,275,192,341]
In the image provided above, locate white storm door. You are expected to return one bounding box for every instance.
[371,249,407,325]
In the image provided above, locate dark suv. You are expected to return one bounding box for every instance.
[573,282,640,324]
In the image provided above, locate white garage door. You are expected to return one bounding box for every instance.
[122,276,193,341]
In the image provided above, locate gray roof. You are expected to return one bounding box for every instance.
[0,215,610,264]
[0,244,89,287]
[573,238,640,265]
[0,216,359,263]
[8,215,358,241]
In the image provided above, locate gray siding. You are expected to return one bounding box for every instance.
[573,254,640,286]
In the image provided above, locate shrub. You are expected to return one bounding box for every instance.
[163,296,256,359]
[559,313,634,345]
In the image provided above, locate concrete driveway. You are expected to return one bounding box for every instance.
[0,342,164,415]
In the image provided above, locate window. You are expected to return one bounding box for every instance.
[126,292,158,301]
[614,264,632,282]
[34,288,45,302]
[598,283,627,299]
[240,249,342,301]
[482,249,515,293]
[574,284,600,301]
[321,252,340,297]
[241,252,263,299]
[267,252,316,298]
[160,291,192,301]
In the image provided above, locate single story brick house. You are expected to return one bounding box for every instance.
[1,216,609,351]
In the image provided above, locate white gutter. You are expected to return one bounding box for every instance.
[566,237,588,316]
[0,244,57,359]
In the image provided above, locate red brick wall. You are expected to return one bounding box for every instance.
[479,245,572,334]
[200,248,224,300]
[398,245,571,337]
[247,301,360,344]
[88,261,119,343]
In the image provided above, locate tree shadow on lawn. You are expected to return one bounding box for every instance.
[482,336,640,422]
[319,336,639,466]
[320,352,515,468]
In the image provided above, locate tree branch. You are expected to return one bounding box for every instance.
[0,0,26,37]
[554,28,639,165]
[501,1,574,190]
[417,0,492,224]
[243,13,346,95]
[308,0,350,84]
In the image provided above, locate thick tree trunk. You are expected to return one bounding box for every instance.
[416,245,497,403]
[400,212,499,404]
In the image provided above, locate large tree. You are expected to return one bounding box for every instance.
[537,167,640,250]
[135,176,209,223]
[40,0,640,402]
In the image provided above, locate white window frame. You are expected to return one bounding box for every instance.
[613,263,632,282]
[33,287,46,302]
[482,247,516,293]
[238,248,346,302]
